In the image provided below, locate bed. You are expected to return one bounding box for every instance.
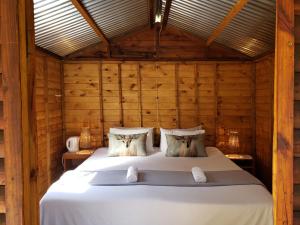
[40,147,273,225]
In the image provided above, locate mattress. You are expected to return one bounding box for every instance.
[40,147,273,225]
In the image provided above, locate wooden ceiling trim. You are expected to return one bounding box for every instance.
[162,0,172,29]
[70,0,110,46]
[206,0,250,46]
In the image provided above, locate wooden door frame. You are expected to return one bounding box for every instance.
[273,1,294,225]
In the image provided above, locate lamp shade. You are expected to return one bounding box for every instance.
[228,131,240,150]
[79,127,92,149]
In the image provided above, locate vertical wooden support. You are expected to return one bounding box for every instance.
[43,57,50,186]
[60,62,66,144]
[251,64,256,161]
[273,1,294,225]
[137,64,143,127]
[194,64,200,125]
[175,64,180,128]
[215,63,220,147]
[1,0,37,225]
[98,63,104,146]
[117,64,124,127]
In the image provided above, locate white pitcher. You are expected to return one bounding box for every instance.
[66,136,80,152]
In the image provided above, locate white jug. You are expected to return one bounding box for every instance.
[66,136,80,152]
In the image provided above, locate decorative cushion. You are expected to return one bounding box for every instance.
[110,127,154,153]
[160,127,204,153]
[165,133,207,157]
[108,133,147,156]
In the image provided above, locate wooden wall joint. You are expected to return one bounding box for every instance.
[137,64,143,127]
[118,63,124,126]
[98,63,105,146]
[175,63,180,128]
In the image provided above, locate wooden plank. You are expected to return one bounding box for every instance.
[273,1,294,225]
[161,0,173,29]
[70,0,109,46]
[175,64,180,127]
[206,0,250,46]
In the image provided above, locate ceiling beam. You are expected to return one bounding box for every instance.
[70,0,110,46]
[162,0,173,29]
[148,0,155,28]
[206,0,250,46]
[296,0,300,15]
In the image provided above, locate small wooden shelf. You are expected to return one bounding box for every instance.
[62,149,96,171]
[225,154,255,174]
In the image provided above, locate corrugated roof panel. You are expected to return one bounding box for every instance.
[34,0,101,56]
[81,0,149,39]
[164,0,275,57]
[165,0,235,39]
[216,0,275,57]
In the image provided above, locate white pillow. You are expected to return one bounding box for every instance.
[110,127,154,153]
[160,126,204,153]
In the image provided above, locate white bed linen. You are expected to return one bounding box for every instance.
[40,147,273,225]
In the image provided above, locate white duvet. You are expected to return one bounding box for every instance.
[40,147,273,225]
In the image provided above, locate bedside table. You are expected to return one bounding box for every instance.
[62,149,95,171]
[225,154,255,174]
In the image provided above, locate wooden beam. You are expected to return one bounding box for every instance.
[148,0,155,28]
[206,0,250,46]
[70,0,110,46]
[162,0,172,29]
[273,0,294,225]
[296,0,300,15]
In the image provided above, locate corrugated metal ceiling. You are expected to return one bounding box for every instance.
[164,0,275,57]
[34,0,100,56]
[34,0,275,57]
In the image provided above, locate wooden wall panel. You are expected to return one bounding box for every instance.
[64,60,256,156]
[216,63,255,155]
[34,51,64,199]
[64,63,102,146]
[198,63,217,146]
[295,13,300,225]
[255,55,274,190]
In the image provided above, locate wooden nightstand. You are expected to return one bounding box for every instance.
[62,149,95,171]
[225,154,255,174]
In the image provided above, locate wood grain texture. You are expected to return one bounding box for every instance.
[63,60,255,154]
[274,1,294,225]
[35,50,64,199]
[255,54,274,191]
[1,0,25,224]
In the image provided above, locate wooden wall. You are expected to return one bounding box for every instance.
[255,55,274,190]
[0,2,5,223]
[63,61,255,155]
[34,50,64,199]
[295,10,300,225]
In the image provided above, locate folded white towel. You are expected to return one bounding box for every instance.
[192,167,207,183]
[126,166,138,183]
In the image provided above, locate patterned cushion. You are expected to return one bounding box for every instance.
[165,133,207,157]
[108,133,147,156]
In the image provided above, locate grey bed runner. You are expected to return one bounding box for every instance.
[89,170,263,187]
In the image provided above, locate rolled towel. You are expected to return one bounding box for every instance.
[126,166,138,183]
[192,167,207,183]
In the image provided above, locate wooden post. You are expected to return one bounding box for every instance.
[273,1,294,225]
[1,0,37,225]
[98,63,104,146]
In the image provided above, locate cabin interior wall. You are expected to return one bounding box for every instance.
[255,55,274,191]
[34,50,64,199]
